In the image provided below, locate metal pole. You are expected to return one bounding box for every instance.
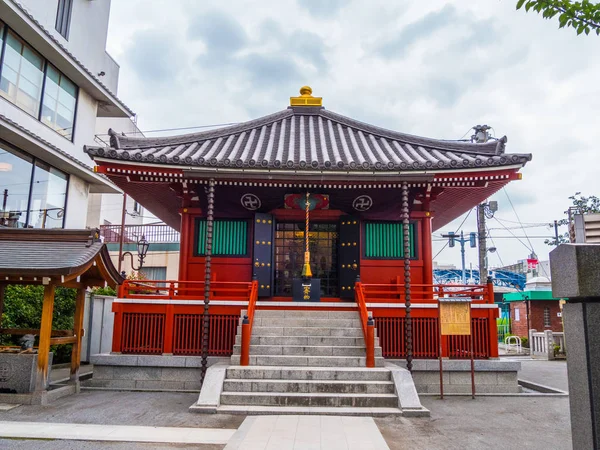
[401,182,413,373]
[477,204,487,284]
[201,179,215,384]
[118,193,127,273]
[460,231,466,284]
[554,220,559,246]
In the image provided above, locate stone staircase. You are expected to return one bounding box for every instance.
[219,310,403,415]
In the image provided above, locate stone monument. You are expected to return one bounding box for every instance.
[550,244,600,450]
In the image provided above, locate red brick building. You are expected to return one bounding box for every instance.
[504,277,564,338]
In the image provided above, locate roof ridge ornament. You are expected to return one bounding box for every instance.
[290,86,322,107]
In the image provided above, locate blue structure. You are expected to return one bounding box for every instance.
[433,269,526,291]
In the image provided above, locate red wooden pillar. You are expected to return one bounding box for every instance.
[487,280,499,358]
[422,212,434,287]
[178,207,202,282]
[163,304,175,355]
[111,302,123,353]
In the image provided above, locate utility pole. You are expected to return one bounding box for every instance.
[477,204,487,283]
[554,220,559,246]
[442,231,477,284]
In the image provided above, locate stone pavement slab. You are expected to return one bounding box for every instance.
[0,420,235,445]
[225,415,389,449]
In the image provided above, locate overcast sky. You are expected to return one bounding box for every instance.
[105,0,600,275]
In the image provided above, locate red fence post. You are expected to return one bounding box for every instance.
[111,302,123,353]
[163,304,174,355]
[241,315,250,366]
[486,280,498,358]
[366,317,375,368]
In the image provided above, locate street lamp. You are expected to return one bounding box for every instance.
[477,201,498,283]
[121,235,150,271]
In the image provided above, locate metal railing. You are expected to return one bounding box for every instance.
[240,280,259,365]
[355,282,376,367]
[100,224,180,244]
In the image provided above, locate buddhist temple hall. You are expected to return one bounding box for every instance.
[84,87,532,413]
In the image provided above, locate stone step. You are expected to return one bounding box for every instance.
[220,391,398,408]
[248,318,363,328]
[234,335,369,347]
[222,379,395,394]
[252,310,360,319]
[216,405,402,416]
[225,366,392,381]
[231,345,381,357]
[229,355,385,367]
[243,326,364,337]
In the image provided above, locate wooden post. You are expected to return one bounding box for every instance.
[70,288,86,383]
[163,304,174,355]
[401,182,413,372]
[36,284,55,392]
[366,317,375,368]
[487,280,499,358]
[240,315,250,366]
[111,302,123,353]
[201,179,215,383]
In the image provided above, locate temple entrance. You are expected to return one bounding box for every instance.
[274,222,339,297]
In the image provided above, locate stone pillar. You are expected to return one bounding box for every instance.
[550,244,600,450]
[544,329,554,361]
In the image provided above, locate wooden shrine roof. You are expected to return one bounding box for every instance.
[85,107,531,173]
[0,228,124,287]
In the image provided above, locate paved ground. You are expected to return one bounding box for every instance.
[225,416,389,449]
[377,396,571,450]
[0,360,572,449]
[514,358,569,392]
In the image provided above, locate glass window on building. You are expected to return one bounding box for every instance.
[41,64,77,140]
[0,31,45,117]
[0,146,33,228]
[544,306,551,328]
[28,160,68,229]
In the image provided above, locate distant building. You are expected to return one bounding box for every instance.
[503,276,563,337]
[0,0,134,230]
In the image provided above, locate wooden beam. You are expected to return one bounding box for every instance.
[50,336,77,345]
[35,284,55,392]
[1,328,72,337]
[70,288,86,382]
[61,261,94,284]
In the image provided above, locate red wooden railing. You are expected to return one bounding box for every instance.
[355,282,375,367]
[112,280,254,356]
[112,279,497,360]
[240,280,259,365]
[361,280,498,359]
[119,279,253,301]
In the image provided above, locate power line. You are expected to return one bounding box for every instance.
[433,208,473,260]
[492,216,534,252]
[503,187,535,252]
[95,122,240,137]
[486,224,504,267]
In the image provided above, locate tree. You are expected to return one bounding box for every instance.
[516,0,600,35]
[545,192,600,245]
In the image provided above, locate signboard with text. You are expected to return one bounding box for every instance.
[439,301,472,335]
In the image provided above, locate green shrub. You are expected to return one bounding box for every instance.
[1,285,76,363]
[520,336,529,348]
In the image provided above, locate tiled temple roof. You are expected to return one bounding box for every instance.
[86,106,531,172]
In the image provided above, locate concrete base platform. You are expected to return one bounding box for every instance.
[85,354,228,391]
[389,359,521,394]
[0,383,78,405]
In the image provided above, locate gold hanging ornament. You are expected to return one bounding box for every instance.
[301,191,312,278]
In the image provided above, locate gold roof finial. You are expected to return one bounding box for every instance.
[290,86,322,107]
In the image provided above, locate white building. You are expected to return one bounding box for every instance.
[0,0,133,229]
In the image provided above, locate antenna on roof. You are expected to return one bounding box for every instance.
[471,125,491,143]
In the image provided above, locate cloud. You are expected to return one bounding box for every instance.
[297,0,347,18]
[376,4,456,59]
[238,53,303,88]
[188,10,248,55]
[124,29,184,84]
